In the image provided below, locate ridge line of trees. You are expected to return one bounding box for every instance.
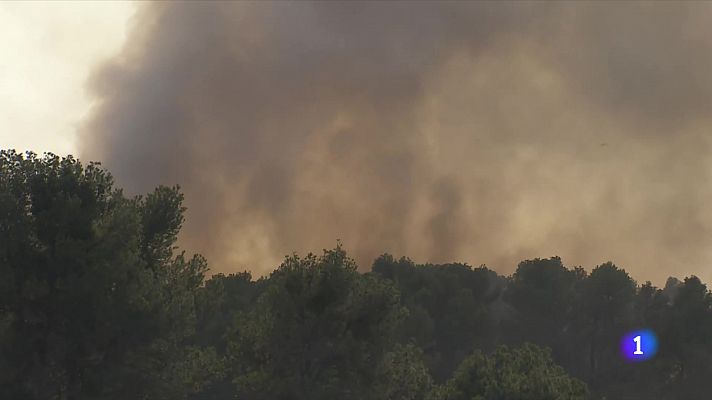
[2,151,711,400]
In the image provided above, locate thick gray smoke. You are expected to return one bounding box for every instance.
[81,2,712,284]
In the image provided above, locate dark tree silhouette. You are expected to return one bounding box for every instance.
[3,151,712,400]
[0,151,217,399]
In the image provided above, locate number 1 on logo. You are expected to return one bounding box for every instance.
[633,335,643,355]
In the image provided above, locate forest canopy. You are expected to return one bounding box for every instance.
[1,151,711,400]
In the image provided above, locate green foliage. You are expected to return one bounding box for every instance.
[581,262,636,321]
[373,254,501,381]
[228,246,406,399]
[0,150,214,399]
[660,276,712,397]
[439,344,588,400]
[375,344,434,400]
[6,150,712,400]
[506,257,584,331]
[189,272,262,399]
[503,258,585,371]
[579,262,636,385]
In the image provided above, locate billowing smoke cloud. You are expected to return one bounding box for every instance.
[81,2,712,284]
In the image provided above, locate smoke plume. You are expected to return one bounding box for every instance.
[81,2,712,284]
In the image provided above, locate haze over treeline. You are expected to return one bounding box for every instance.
[81,2,712,283]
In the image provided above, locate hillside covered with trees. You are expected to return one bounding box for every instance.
[1,151,711,400]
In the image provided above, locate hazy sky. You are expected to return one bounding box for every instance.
[4,2,712,285]
[0,1,135,155]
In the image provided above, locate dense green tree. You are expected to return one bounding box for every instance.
[190,272,263,399]
[8,150,712,400]
[0,151,216,399]
[503,257,585,370]
[617,281,673,398]
[228,246,406,400]
[663,276,712,397]
[374,343,434,400]
[438,343,588,400]
[579,262,636,385]
[372,255,501,381]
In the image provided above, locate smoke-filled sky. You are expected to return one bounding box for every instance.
[6,2,712,284]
